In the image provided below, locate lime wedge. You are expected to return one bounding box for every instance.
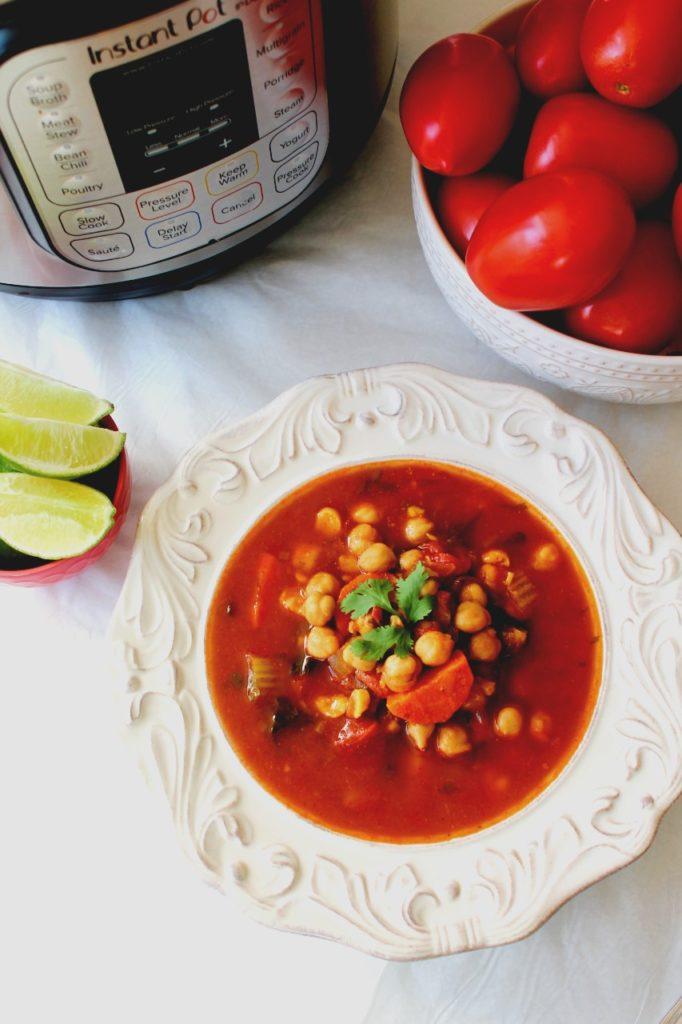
[0,413,125,478]
[0,358,113,424]
[0,473,115,559]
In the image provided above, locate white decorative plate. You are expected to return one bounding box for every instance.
[111,365,682,959]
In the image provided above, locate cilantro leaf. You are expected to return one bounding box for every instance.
[395,562,435,624]
[350,625,413,662]
[340,577,394,619]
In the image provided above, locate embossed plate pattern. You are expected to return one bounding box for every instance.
[111,365,682,959]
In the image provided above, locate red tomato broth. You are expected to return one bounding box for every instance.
[205,461,601,843]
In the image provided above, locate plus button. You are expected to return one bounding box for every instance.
[219,138,232,150]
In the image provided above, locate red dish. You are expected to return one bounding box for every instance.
[0,415,131,587]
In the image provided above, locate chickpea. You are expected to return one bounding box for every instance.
[460,581,487,606]
[342,642,376,672]
[347,688,371,719]
[302,592,336,626]
[532,543,560,571]
[347,522,378,556]
[315,694,348,718]
[478,563,509,590]
[482,549,510,567]
[389,614,403,628]
[399,549,422,573]
[436,724,471,757]
[480,678,496,697]
[353,612,377,635]
[315,507,342,537]
[279,586,303,614]
[406,722,435,751]
[385,716,401,734]
[529,711,552,740]
[358,542,396,573]
[351,502,380,525]
[414,630,454,667]
[306,572,340,597]
[469,628,502,662]
[420,579,439,596]
[455,600,491,633]
[382,654,421,692]
[500,626,528,652]
[292,542,320,574]
[306,626,339,660]
[495,705,524,737]
[338,553,359,576]
[407,505,425,518]
[404,516,434,544]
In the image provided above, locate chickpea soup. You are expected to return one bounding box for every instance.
[205,461,601,843]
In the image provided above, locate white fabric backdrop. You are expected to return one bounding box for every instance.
[0,1,679,1021]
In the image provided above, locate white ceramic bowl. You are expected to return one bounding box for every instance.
[412,160,682,405]
[111,365,681,959]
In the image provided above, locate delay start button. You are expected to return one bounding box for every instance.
[274,141,319,192]
[270,111,317,162]
[146,211,201,248]
[70,233,133,262]
[136,181,194,220]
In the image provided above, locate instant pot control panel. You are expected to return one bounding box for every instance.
[0,0,329,272]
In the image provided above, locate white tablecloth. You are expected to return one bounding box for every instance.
[1,2,680,1022]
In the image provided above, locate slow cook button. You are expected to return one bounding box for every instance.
[146,211,201,248]
[136,180,194,220]
[205,151,258,196]
[270,111,317,162]
[59,203,123,236]
[70,233,133,262]
[212,183,264,224]
[274,140,319,192]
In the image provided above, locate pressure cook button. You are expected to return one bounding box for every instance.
[25,75,69,108]
[146,211,201,248]
[270,111,317,162]
[206,151,258,196]
[58,175,108,202]
[70,233,133,262]
[59,203,123,236]
[274,141,319,192]
[212,183,264,224]
[136,181,194,220]
[51,143,93,173]
[38,110,81,142]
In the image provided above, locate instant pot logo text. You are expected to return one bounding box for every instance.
[87,3,233,64]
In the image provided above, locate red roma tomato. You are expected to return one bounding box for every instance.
[564,222,682,353]
[515,0,592,98]
[673,185,682,260]
[466,169,636,310]
[524,93,678,207]
[436,173,515,256]
[580,0,682,107]
[400,34,520,174]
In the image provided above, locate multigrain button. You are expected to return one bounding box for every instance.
[38,110,81,142]
[205,151,258,195]
[270,111,317,162]
[25,74,69,108]
[260,19,307,61]
[136,180,194,220]
[59,204,123,236]
[71,233,133,262]
[274,141,318,192]
[212,183,263,224]
[146,211,201,248]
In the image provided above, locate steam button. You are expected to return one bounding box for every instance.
[71,233,134,262]
[25,75,70,108]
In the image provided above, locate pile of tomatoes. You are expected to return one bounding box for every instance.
[400,0,682,355]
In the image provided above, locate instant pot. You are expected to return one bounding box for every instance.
[0,0,398,298]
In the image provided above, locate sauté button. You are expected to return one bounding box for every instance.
[59,204,123,236]
[71,233,133,262]
[274,141,318,192]
[270,111,317,162]
[145,211,201,248]
[212,183,264,224]
[205,152,258,196]
[136,181,194,219]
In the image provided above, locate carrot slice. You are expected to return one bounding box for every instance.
[335,718,380,751]
[386,652,474,724]
[251,552,282,628]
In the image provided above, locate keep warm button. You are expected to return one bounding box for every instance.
[146,211,201,248]
[274,141,319,192]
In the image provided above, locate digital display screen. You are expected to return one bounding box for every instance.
[90,20,258,192]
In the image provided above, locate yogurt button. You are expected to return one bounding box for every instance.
[136,181,194,219]
[71,233,133,262]
[274,140,319,192]
[146,211,201,248]
[205,151,258,196]
[270,111,317,162]
[212,183,264,224]
[59,204,123,236]
[25,75,69,107]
